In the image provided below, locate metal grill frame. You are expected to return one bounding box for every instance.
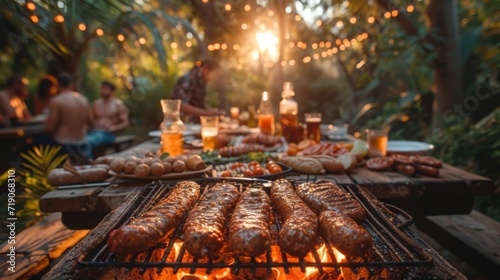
[77,177,434,276]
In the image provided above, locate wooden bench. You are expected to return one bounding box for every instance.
[92,135,135,158]
[415,210,500,279]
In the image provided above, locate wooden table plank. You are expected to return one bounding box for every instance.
[348,166,416,199]
[39,187,104,213]
[0,213,88,280]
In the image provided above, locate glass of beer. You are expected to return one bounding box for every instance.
[366,128,389,157]
[230,107,240,119]
[200,116,219,151]
[305,113,322,142]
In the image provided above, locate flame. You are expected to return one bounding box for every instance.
[333,248,346,263]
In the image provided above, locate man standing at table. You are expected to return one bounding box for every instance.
[43,72,92,163]
[87,81,129,148]
[171,59,226,123]
[0,76,32,127]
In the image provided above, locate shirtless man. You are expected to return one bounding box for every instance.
[87,81,129,148]
[44,73,92,162]
[0,76,31,127]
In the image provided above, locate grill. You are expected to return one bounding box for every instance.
[73,177,463,279]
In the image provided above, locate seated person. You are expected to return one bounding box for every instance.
[87,81,129,149]
[35,74,58,115]
[42,72,92,163]
[0,76,32,126]
[171,59,226,123]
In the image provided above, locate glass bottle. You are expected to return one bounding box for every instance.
[257,91,275,135]
[247,105,258,128]
[279,82,302,143]
[160,99,185,156]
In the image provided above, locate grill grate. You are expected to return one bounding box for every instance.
[77,178,433,276]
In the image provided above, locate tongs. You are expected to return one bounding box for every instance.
[63,159,87,184]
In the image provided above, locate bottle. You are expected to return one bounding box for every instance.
[257,91,275,135]
[247,105,257,128]
[160,99,185,156]
[279,82,302,143]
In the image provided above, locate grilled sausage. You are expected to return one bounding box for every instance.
[319,210,373,257]
[414,164,440,177]
[107,181,200,254]
[183,183,240,259]
[229,188,271,257]
[396,164,416,175]
[295,181,366,223]
[271,179,319,257]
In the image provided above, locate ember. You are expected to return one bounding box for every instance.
[77,180,451,280]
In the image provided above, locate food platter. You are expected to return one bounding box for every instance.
[211,162,292,181]
[109,165,213,180]
[386,140,435,155]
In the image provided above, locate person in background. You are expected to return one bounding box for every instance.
[43,72,92,163]
[171,59,226,123]
[87,81,129,148]
[35,74,58,115]
[0,76,31,126]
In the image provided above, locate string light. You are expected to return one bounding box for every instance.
[244,4,251,12]
[202,0,208,3]
[170,42,178,48]
[384,12,391,19]
[186,41,193,47]
[30,15,38,23]
[289,59,296,66]
[96,28,104,36]
[54,14,64,23]
[139,37,146,44]
[315,19,322,27]
[26,2,36,10]
[349,17,357,24]
[407,5,414,12]
[78,23,86,31]
[294,15,301,21]
[225,4,231,11]
[391,10,399,17]
[117,34,125,42]
[367,16,375,24]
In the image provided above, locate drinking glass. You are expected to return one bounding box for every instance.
[230,107,240,119]
[366,128,389,157]
[200,116,219,151]
[305,113,322,142]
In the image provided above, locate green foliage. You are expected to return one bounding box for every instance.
[0,145,67,231]
[431,109,500,221]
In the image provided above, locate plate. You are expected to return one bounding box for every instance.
[148,130,197,138]
[110,165,213,180]
[386,140,434,154]
[211,162,292,181]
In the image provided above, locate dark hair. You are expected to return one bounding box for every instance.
[101,81,116,91]
[57,72,73,88]
[6,76,24,87]
[37,75,58,99]
[200,59,220,71]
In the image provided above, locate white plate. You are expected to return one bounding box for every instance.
[148,129,197,138]
[387,140,434,154]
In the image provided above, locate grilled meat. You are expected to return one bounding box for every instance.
[107,181,200,254]
[319,210,373,256]
[229,188,271,257]
[183,183,240,259]
[271,179,319,257]
[295,181,366,223]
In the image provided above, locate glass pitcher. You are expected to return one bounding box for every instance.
[160,99,185,156]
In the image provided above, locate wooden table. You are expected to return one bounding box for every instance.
[39,139,495,228]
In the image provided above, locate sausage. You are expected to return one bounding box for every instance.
[319,210,373,256]
[47,168,108,186]
[366,157,394,171]
[271,179,319,257]
[390,154,411,165]
[183,183,240,259]
[414,164,440,177]
[396,164,415,175]
[107,181,200,254]
[229,188,271,256]
[295,181,366,223]
[409,155,443,168]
